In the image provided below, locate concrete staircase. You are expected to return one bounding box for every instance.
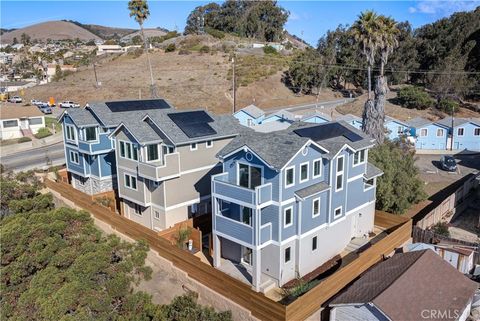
[260,277,277,294]
[21,128,33,138]
[345,237,370,252]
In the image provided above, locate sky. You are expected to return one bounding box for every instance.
[1,1,479,45]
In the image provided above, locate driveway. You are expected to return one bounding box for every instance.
[414,153,480,196]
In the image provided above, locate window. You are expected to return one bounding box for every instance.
[66,125,76,141]
[312,198,320,217]
[3,120,18,128]
[457,128,464,136]
[241,207,252,226]
[397,126,403,134]
[124,173,137,190]
[29,117,42,125]
[420,129,427,137]
[119,141,138,161]
[364,178,374,190]
[334,206,342,218]
[313,159,322,178]
[336,156,344,191]
[285,166,294,188]
[132,203,142,216]
[238,163,262,189]
[436,129,444,137]
[206,140,213,148]
[84,127,97,141]
[284,247,291,263]
[154,209,160,220]
[190,143,197,150]
[284,207,293,227]
[474,128,480,136]
[69,151,79,164]
[353,150,366,166]
[300,162,309,183]
[147,144,159,162]
[312,236,317,251]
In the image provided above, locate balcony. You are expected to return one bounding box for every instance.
[78,133,113,154]
[137,152,180,181]
[212,173,272,207]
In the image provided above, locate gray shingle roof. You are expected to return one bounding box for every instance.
[252,120,291,133]
[265,109,296,122]
[59,108,99,127]
[337,114,362,123]
[365,163,383,180]
[217,121,375,170]
[238,104,264,119]
[406,117,431,128]
[436,116,480,128]
[301,110,332,122]
[385,116,409,127]
[294,182,330,199]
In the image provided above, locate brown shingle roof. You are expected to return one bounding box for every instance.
[331,250,478,321]
[0,106,44,120]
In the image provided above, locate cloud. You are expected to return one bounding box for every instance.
[409,0,479,16]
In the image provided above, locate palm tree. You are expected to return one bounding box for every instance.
[378,16,399,76]
[351,10,380,100]
[128,0,157,98]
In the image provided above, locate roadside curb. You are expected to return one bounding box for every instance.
[0,133,63,156]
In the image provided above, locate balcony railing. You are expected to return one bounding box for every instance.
[212,173,272,207]
[215,214,254,245]
[137,152,180,181]
[78,133,113,154]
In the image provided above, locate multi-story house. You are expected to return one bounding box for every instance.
[211,121,383,291]
[60,99,242,231]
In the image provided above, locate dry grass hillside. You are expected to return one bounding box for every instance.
[1,21,101,43]
[23,47,338,114]
[337,90,480,122]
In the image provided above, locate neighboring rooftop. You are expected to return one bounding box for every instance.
[236,104,265,119]
[365,163,384,180]
[406,117,432,128]
[0,106,44,119]
[330,250,478,321]
[264,109,296,122]
[59,107,99,127]
[337,114,362,123]
[301,110,332,122]
[436,116,480,128]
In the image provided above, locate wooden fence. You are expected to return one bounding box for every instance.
[157,218,203,251]
[45,179,412,321]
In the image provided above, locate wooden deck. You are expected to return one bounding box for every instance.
[46,179,412,321]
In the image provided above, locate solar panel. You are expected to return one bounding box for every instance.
[105,100,171,112]
[294,123,363,142]
[168,111,217,138]
[168,111,213,124]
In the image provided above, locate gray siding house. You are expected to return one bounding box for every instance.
[60,99,242,231]
[211,121,383,291]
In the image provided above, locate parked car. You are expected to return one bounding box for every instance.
[8,96,22,103]
[440,155,457,172]
[37,104,52,114]
[59,101,80,108]
[31,99,41,105]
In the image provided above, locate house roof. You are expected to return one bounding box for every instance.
[237,104,265,119]
[365,163,383,180]
[337,114,362,123]
[330,250,478,321]
[217,121,374,170]
[59,108,99,127]
[407,117,432,128]
[406,242,435,252]
[294,182,330,200]
[301,110,332,122]
[252,120,292,133]
[264,109,296,122]
[0,106,44,120]
[385,116,409,127]
[436,116,480,128]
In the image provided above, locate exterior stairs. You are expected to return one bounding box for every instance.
[260,277,277,294]
[345,237,370,252]
[21,128,33,137]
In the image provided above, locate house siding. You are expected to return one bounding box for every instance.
[414,123,449,150]
[453,122,480,151]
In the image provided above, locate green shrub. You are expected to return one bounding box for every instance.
[397,86,435,110]
[432,222,450,237]
[263,45,278,55]
[18,137,32,143]
[437,99,459,113]
[34,127,52,139]
[205,28,225,39]
[199,45,210,54]
[165,43,176,53]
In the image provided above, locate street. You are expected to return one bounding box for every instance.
[0,141,65,172]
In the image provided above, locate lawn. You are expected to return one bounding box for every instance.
[45,117,62,133]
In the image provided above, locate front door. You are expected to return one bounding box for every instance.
[241,207,252,226]
[239,164,262,189]
[20,118,28,129]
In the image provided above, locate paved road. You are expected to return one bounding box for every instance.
[0,141,65,172]
[267,98,355,115]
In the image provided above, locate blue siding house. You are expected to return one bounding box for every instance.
[407,117,449,150]
[436,117,480,151]
[211,121,382,291]
[384,116,409,141]
[233,104,265,127]
[59,108,117,195]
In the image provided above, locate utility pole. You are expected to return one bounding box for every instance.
[450,105,455,151]
[232,55,236,114]
[93,62,99,88]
